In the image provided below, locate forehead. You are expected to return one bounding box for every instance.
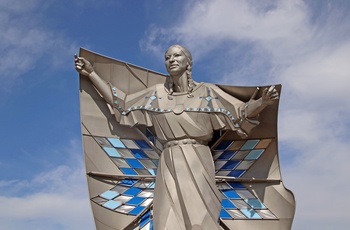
[165,47,183,56]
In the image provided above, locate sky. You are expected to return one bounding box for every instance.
[1,0,350,229]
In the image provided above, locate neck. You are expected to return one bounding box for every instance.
[171,72,188,93]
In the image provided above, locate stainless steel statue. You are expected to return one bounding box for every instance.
[75,45,295,230]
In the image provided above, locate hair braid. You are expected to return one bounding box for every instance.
[187,64,194,95]
[168,80,174,95]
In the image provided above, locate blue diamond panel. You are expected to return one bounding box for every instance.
[125,159,144,168]
[221,160,240,170]
[218,181,277,220]
[91,180,155,216]
[129,206,146,215]
[217,150,236,160]
[93,136,159,176]
[220,209,232,219]
[126,196,146,206]
[240,140,259,150]
[120,179,138,186]
[140,210,152,229]
[107,138,126,148]
[124,187,142,196]
[214,140,233,151]
[131,149,149,159]
[215,138,272,177]
[100,190,119,200]
[245,149,264,160]
[240,209,261,219]
[120,168,138,175]
[135,140,152,150]
[102,200,122,210]
[222,199,236,209]
[103,147,121,157]
[222,190,240,199]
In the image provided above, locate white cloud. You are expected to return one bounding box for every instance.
[141,0,350,229]
[0,140,94,230]
[282,135,350,229]
[0,192,93,230]
[180,0,309,44]
[280,42,350,110]
[141,0,311,61]
[0,0,77,93]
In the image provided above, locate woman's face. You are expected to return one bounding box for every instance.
[165,46,188,76]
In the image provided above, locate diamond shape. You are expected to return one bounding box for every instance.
[222,199,237,209]
[129,206,146,215]
[100,190,119,200]
[205,96,213,101]
[220,209,232,219]
[241,209,261,219]
[222,189,240,199]
[102,200,122,210]
[126,196,147,205]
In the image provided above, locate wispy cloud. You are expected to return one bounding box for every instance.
[140,0,310,62]
[140,0,350,229]
[0,139,94,230]
[0,0,77,94]
[0,191,92,230]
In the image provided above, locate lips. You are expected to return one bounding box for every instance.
[169,64,178,68]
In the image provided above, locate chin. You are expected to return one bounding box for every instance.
[168,69,184,76]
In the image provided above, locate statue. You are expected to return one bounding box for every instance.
[75,45,295,230]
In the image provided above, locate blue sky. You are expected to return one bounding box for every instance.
[1,0,350,229]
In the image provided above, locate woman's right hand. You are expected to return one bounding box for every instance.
[74,54,94,76]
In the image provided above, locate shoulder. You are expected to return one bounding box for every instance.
[202,82,222,92]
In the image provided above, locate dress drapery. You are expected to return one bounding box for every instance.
[109,82,258,230]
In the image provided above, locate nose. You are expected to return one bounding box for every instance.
[169,55,175,62]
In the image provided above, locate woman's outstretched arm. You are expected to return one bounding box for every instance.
[74,55,113,105]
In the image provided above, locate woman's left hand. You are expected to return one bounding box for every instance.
[262,85,279,105]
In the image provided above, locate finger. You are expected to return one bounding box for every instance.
[267,85,275,94]
[270,95,279,100]
[74,54,80,62]
[75,57,86,67]
[77,57,88,65]
[263,88,268,95]
[270,92,279,97]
